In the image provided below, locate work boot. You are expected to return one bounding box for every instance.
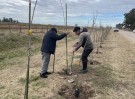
[44,72,52,75]
[79,69,88,74]
[82,61,87,70]
[40,73,48,78]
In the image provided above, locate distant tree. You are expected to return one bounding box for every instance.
[124,8,135,30]
[14,20,17,23]
[9,18,13,22]
[1,17,20,23]
[116,23,123,29]
[5,18,9,22]
[2,17,6,22]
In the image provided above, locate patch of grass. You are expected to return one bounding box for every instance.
[0,44,40,63]
[0,85,5,90]
[31,96,41,99]
[91,65,116,88]
[0,34,41,52]
[31,46,41,56]
[30,75,40,82]
[93,77,115,88]
[73,55,81,59]
[0,33,4,36]
[55,95,65,99]
[94,66,113,77]
[131,61,135,72]
[126,49,131,51]
[13,89,22,96]
[131,61,135,64]
[19,77,26,84]
[19,75,40,84]
[0,57,23,70]
[3,95,19,99]
[32,80,47,88]
[0,49,26,62]
[0,33,41,69]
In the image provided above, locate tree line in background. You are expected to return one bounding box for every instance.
[116,8,135,30]
[0,17,19,23]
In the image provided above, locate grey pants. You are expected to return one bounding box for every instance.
[40,52,51,74]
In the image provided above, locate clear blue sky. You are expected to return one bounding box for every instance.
[0,0,135,27]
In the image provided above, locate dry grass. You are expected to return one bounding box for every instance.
[1,30,135,99]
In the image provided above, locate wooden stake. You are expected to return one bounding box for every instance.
[65,3,68,72]
[24,0,31,99]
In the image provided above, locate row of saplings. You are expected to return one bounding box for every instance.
[55,27,111,99]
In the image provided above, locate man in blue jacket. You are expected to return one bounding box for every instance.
[40,28,68,78]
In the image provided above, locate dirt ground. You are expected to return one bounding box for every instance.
[1,31,135,99]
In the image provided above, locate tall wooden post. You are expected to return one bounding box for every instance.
[24,0,31,99]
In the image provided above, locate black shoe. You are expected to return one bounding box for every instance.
[79,69,88,74]
[44,72,52,75]
[40,73,48,78]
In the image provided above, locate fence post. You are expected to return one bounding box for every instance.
[20,25,22,34]
[9,23,11,33]
[47,25,48,32]
[36,25,37,33]
[42,25,43,33]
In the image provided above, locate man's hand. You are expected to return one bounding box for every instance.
[72,42,78,47]
[65,31,69,35]
[73,44,76,47]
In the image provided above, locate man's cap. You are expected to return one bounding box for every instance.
[50,28,57,33]
[73,27,80,32]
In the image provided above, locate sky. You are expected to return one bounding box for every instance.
[0,0,135,27]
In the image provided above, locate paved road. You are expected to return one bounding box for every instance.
[118,30,135,43]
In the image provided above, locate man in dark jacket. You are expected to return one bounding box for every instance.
[40,28,68,78]
[73,27,93,73]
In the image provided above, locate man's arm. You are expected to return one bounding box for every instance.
[51,32,67,40]
[75,34,84,51]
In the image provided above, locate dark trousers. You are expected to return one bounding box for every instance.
[81,48,93,70]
